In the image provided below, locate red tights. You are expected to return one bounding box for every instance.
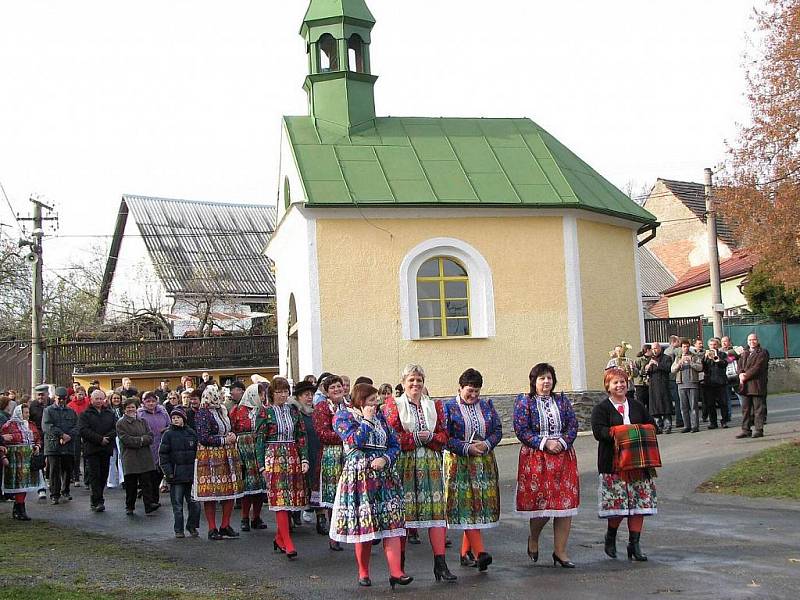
[275,510,295,552]
[400,527,447,555]
[459,530,485,555]
[241,495,264,520]
[15,493,26,504]
[607,515,644,533]
[355,538,404,579]
[203,500,234,530]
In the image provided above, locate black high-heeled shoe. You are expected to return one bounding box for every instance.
[552,553,576,568]
[389,575,413,590]
[358,577,372,587]
[273,540,285,553]
[460,551,476,567]
[604,526,618,559]
[329,540,343,552]
[433,555,457,582]
[627,532,648,562]
[476,552,492,572]
[286,549,298,560]
[316,513,328,535]
[527,536,539,562]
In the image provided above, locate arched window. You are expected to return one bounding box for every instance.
[319,34,339,72]
[348,34,365,72]
[416,257,470,338]
[399,237,495,340]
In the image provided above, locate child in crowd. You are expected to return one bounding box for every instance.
[159,407,201,538]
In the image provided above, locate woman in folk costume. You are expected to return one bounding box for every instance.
[591,367,659,562]
[514,363,579,568]
[383,364,457,583]
[106,391,125,488]
[311,375,346,550]
[256,377,309,559]
[443,368,502,572]
[1,404,43,521]
[330,383,412,589]
[229,383,268,532]
[193,385,244,540]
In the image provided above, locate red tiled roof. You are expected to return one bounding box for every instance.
[663,249,758,296]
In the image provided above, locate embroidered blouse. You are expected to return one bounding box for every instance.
[442,397,502,457]
[382,396,448,453]
[513,392,578,452]
[195,408,230,447]
[334,408,399,466]
[255,403,309,469]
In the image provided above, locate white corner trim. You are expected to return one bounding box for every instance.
[562,216,587,392]
[633,232,646,345]
[306,217,322,375]
[399,237,496,340]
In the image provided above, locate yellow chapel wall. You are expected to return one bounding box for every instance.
[314,216,574,397]
[577,219,642,391]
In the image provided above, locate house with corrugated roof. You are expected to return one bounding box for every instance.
[643,178,738,280]
[98,195,276,337]
[637,246,676,318]
[266,0,658,395]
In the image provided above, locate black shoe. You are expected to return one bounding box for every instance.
[11,503,20,519]
[90,504,98,512]
[286,550,298,560]
[433,555,457,582]
[389,575,413,590]
[51,497,60,505]
[315,513,328,535]
[552,553,576,568]
[691,428,700,433]
[251,516,268,529]
[273,540,285,553]
[240,518,251,532]
[604,526,618,558]
[125,507,134,515]
[527,536,539,562]
[444,537,452,548]
[358,577,372,587]
[708,424,718,430]
[681,428,692,433]
[208,529,223,541]
[476,552,492,572]
[736,430,751,439]
[752,431,764,438]
[460,551,476,567]
[144,504,159,515]
[721,422,729,429]
[219,526,239,538]
[627,532,648,561]
[329,540,343,551]
[291,511,302,527]
[187,527,199,537]
[407,530,421,544]
[62,493,72,501]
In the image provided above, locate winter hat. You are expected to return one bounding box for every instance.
[170,406,187,422]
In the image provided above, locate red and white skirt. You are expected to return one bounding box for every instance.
[515,445,579,517]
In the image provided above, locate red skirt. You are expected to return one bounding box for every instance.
[515,445,579,517]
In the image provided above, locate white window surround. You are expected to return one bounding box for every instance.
[399,237,496,340]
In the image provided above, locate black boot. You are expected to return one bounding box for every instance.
[433,555,457,582]
[16,503,31,521]
[240,518,251,532]
[11,503,20,520]
[315,512,327,535]
[604,526,618,558]
[627,531,648,562]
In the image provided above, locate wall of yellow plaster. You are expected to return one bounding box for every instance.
[577,220,641,390]
[667,277,748,318]
[314,217,573,396]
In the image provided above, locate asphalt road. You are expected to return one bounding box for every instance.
[14,393,800,600]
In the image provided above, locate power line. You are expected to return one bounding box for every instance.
[0,181,22,233]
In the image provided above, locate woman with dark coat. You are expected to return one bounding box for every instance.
[645,343,673,434]
[591,368,658,562]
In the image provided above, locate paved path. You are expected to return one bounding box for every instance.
[12,394,800,599]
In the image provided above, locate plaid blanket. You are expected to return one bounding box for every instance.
[610,424,661,473]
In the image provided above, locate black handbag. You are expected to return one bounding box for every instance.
[30,452,45,472]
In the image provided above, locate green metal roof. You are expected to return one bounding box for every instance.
[284,116,656,224]
[302,0,375,24]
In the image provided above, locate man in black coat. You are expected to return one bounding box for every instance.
[736,333,770,439]
[79,389,118,511]
[42,387,79,504]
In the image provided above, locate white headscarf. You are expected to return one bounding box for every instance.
[10,404,35,445]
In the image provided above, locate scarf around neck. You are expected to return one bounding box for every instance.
[396,393,437,433]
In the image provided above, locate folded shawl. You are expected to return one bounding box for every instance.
[609,423,661,480]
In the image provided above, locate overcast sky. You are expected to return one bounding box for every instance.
[0,0,760,270]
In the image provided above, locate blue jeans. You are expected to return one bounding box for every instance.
[169,482,200,533]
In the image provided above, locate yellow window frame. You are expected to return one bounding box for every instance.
[416,257,471,338]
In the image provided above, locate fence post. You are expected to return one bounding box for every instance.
[783,322,789,359]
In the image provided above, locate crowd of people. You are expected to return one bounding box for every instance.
[0,332,770,589]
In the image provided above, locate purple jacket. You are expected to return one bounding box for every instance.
[137,404,171,467]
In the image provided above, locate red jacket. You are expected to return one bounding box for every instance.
[68,396,91,415]
[382,396,448,453]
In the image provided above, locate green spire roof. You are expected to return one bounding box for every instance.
[284,116,656,224]
[303,0,375,25]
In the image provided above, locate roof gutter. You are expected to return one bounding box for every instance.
[637,221,659,247]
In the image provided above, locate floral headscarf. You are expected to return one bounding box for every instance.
[10,404,35,445]
[200,385,221,407]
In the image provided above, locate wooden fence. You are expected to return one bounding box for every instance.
[47,335,279,386]
[0,342,32,392]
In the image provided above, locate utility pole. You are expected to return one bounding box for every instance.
[705,168,724,339]
[19,197,57,389]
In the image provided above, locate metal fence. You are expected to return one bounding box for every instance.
[702,321,800,359]
[644,317,703,343]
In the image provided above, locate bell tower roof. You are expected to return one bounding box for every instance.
[302,0,375,30]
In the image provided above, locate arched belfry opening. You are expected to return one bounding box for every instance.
[348,34,365,72]
[318,33,339,72]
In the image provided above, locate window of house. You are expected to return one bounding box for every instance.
[416,257,470,337]
[400,237,495,341]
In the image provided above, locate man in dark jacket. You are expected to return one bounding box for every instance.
[29,384,51,499]
[159,407,200,537]
[42,387,79,504]
[702,338,731,429]
[79,389,117,511]
[736,333,770,439]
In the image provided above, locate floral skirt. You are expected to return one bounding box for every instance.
[396,446,446,528]
[236,432,265,495]
[2,445,40,493]
[330,449,406,543]
[192,440,245,501]
[263,442,308,511]
[515,445,580,517]
[443,451,500,529]
[597,473,657,518]
[317,445,343,508]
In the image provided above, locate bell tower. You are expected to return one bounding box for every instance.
[300,0,378,128]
